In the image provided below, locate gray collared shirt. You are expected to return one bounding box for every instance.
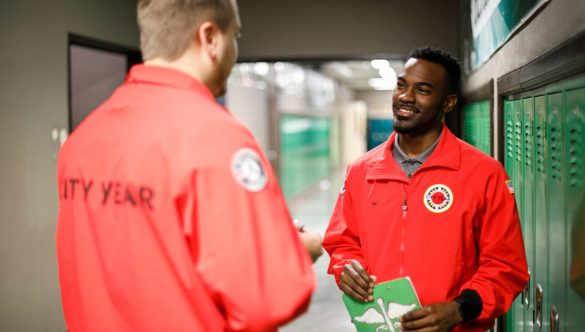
[392,133,441,178]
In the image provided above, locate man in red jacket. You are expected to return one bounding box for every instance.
[323,47,528,332]
[56,0,320,331]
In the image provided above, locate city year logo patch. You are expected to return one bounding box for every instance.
[423,184,453,213]
[231,148,268,192]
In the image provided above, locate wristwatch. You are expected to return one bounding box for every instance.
[454,289,482,322]
[454,296,471,322]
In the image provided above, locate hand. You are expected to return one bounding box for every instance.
[298,229,323,263]
[340,260,376,302]
[399,301,463,331]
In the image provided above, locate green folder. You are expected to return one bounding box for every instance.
[342,277,422,332]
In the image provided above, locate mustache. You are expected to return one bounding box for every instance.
[394,103,419,112]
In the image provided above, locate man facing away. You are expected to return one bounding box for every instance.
[323,47,529,332]
[56,0,321,331]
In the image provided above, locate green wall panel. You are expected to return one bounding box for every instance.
[279,114,331,199]
[462,100,491,155]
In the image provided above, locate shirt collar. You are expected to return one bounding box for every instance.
[125,64,216,103]
[393,131,441,165]
[365,124,461,181]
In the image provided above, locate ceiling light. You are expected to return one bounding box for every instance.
[368,78,397,90]
[378,67,396,80]
[253,62,270,76]
[370,59,390,70]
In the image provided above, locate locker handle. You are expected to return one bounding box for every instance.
[535,284,543,331]
[522,270,531,307]
[550,305,559,332]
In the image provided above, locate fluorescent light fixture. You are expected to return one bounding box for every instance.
[370,59,390,70]
[327,62,353,78]
[253,62,270,76]
[378,67,396,80]
[368,78,397,90]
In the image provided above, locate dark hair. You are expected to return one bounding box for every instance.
[406,47,461,94]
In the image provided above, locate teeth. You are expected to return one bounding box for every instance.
[399,108,414,114]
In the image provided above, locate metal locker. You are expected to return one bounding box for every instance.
[533,95,549,332]
[506,100,516,181]
[480,100,491,154]
[506,99,525,332]
[564,87,585,331]
[522,97,536,332]
[512,98,526,332]
[504,100,520,332]
[547,92,567,332]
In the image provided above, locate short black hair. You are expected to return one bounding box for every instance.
[406,47,461,94]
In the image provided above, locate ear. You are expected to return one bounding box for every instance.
[195,21,221,62]
[442,94,458,114]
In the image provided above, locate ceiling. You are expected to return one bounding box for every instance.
[321,60,404,91]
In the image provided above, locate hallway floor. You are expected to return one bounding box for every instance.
[280,170,355,332]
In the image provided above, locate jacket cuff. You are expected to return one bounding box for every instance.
[455,289,482,321]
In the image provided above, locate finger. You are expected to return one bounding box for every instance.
[401,306,431,322]
[340,270,371,300]
[340,275,367,301]
[343,274,369,301]
[344,263,371,291]
[400,313,436,331]
[350,260,374,287]
[402,326,436,332]
[340,281,366,302]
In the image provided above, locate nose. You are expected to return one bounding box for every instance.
[398,87,415,104]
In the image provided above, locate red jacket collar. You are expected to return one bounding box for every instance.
[366,124,461,181]
[125,64,216,103]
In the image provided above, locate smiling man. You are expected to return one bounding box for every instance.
[323,47,529,331]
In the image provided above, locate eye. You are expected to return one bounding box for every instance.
[416,88,430,94]
[396,81,405,89]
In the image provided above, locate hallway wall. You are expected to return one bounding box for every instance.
[0,1,139,330]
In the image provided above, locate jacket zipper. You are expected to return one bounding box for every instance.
[400,183,408,276]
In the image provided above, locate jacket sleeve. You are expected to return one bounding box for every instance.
[323,165,367,285]
[185,139,315,331]
[459,164,529,323]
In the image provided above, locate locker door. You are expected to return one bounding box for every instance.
[533,95,549,332]
[564,87,585,331]
[504,100,520,332]
[512,98,525,332]
[522,97,535,332]
[480,101,491,154]
[505,100,516,180]
[547,92,566,332]
[514,99,525,224]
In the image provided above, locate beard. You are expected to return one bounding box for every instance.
[393,103,444,137]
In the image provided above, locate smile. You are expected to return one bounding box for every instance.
[395,108,418,117]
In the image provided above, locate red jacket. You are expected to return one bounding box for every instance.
[323,127,528,331]
[56,65,315,332]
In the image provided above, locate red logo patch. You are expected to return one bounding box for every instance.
[424,184,453,213]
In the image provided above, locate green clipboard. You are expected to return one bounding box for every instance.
[342,277,422,332]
